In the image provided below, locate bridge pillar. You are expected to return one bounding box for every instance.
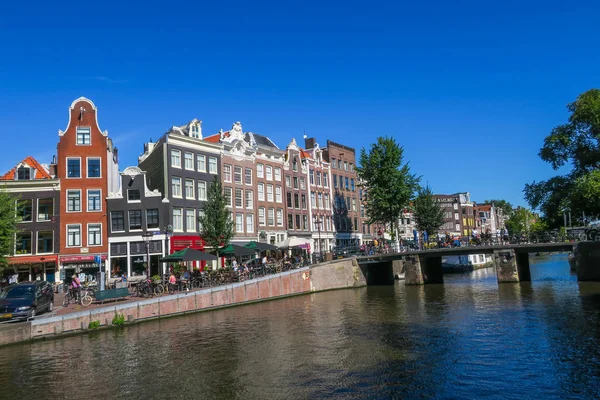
[575,242,600,281]
[404,255,444,285]
[494,250,530,283]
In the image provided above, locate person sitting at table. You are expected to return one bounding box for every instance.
[232,259,238,271]
[169,271,177,285]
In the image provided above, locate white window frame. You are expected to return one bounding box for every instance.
[274,167,281,181]
[171,149,181,168]
[235,213,244,233]
[276,209,283,226]
[14,232,32,255]
[234,166,243,184]
[246,214,254,233]
[66,224,82,247]
[258,183,265,201]
[245,190,253,209]
[36,230,54,255]
[186,209,196,232]
[223,164,232,183]
[268,208,275,226]
[173,207,183,232]
[87,223,102,247]
[266,166,273,181]
[66,157,82,179]
[235,188,243,208]
[185,178,195,199]
[245,168,252,186]
[224,187,233,207]
[198,180,207,201]
[267,184,274,202]
[76,127,91,146]
[128,210,143,231]
[208,156,218,174]
[111,211,125,233]
[258,207,266,226]
[172,177,182,198]
[127,189,142,203]
[257,164,264,178]
[184,152,194,170]
[87,189,102,212]
[37,198,54,222]
[197,154,206,173]
[275,186,282,203]
[66,189,81,213]
[86,157,102,178]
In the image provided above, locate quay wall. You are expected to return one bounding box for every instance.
[0,260,366,347]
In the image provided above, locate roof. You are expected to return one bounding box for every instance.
[299,149,311,159]
[475,204,492,211]
[204,132,223,143]
[246,132,279,149]
[0,156,53,181]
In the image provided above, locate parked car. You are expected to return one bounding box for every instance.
[0,281,54,321]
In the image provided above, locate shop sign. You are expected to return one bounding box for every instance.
[80,248,89,253]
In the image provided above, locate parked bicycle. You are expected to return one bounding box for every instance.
[62,288,92,307]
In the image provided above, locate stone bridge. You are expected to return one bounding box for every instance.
[354,241,600,285]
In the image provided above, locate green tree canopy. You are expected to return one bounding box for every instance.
[413,185,445,240]
[505,207,546,235]
[356,136,419,244]
[525,89,600,227]
[0,187,19,274]
[197,177,234,259]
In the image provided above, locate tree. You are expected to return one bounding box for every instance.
[356,137,419,247]
[197,177,234,263]
[483,199,513,217]
[505,207,545,235]
[413,185,445,241]
[525,89,600,227]
[0,187,19,275]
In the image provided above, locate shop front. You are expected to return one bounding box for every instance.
[108,239,164,279]
[4,255,58,284]
[170,235,206,271]
[59,254,107,284]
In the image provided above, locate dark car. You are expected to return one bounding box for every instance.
[0,281,54,321]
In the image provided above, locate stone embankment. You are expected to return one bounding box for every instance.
[0,259,366,347]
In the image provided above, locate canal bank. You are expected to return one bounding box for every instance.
[0,259,366,347]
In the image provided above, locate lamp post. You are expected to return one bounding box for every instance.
[314,217,323,259]
[142,231,153,279]
[163,225,173,279]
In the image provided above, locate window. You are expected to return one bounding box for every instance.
[344,161,348,171]
[186,209,196,232]
[67,225,81,247]
[16,199,32,222]
[208,157,218,174]
[345,177,349,190]
[147,209,159,229]
[245,190,253,209]
[198,181,207,201]
[258,183,265,201]
[295,214,301,229]
[331,158,336,168]
[223,165,232,182]
[318,193,323,209]
[455,223,460,231]
[111,211,124,232]
[267,184,274,202]
[333,174,337,188]
[245,168,252,185]
[171,149,181,168]
[198,210,205,230]
[287,192,292,208]
[76,127,91,145]
[128,189,141,201]
[37,231,53,254]
[172,177,182,198]
[88,190,101,211]
[292,157,298,171]
[347,197,351,210]
[360,205,365,218]
[266,166,273,181]
[197,154,206,172]
[288,214,293,229]
[246,214,254,233]
[88,224,101,246]
[235,188,243,208]
[16,166,31,180]
[324,194,330,210]
[259,207,266,225]
[301,194,307,209]
[339,175,344,189]
[236,213,244,233]
[359,189,363,201]
[37,198,53,221]
[173,208,183,231]
[294,193,300,209]
[351,179,355,192]
[285,175,291,187]
[129,210,142,230]
[455,213,459,220]
[190,124,200,138]
[275,186,282,203]
[224,187,232,207]
[276,209,283,226]
[349,163,354,172]
[234,166,242,184]
[67,158,80,178]
[351,198,356,211]
[87,158,101,178]
[293,177,299,189]
[300,177,306,190]
[184,152,194,170]
[268,208,275,226]
[15,232,32,254]
[185,179,195,199]
[338,160,342,169]
[274,167,281,181]
[354,218,358,231]
[311,192,316,208]
[310,170,315,185]
[303,215,308,230]
[323,173,329,187]
[316,172,321,186]
[257,164,264,178]
[67,190,81,212]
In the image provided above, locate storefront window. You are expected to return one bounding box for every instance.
[110,257,128,278]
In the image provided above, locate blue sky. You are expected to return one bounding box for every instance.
[1,0,598,207]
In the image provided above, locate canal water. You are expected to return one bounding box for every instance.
[1,254,600,399]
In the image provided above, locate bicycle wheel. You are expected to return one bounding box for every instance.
[578,232,588,241]
[62,294,70,307]
[154,284,164,297]
[81,294,92,307]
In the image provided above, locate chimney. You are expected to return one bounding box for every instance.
[52,155,56,164]
[305,137,316,149]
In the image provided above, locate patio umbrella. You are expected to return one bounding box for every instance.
[275,236,311,249]
[244,241,278,252]
[217,243,256,257]
[159,247,218,262]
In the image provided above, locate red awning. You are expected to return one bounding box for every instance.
[8,255,58,265]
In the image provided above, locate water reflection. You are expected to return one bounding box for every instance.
[1,255,600,399]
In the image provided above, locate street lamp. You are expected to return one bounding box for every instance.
[314,217,323,259]
[142,231,153,279]
[163,225,173,279]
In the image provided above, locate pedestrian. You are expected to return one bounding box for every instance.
[70,274,82,303]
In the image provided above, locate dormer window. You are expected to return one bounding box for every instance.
[292,157,298,172]
[16,166,31,180]
[76,127,91,145]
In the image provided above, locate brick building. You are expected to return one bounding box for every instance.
[283,138,312,247]
[56,97,119,282]
[0,156,60,283]
[322,140,362,248]
[433,192,476,238]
